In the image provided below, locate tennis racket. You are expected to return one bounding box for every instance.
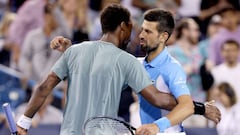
[82,116,136,135]
[2,103,18,135]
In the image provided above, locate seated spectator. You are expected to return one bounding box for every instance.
[209,7,240,65]
[211,40,240,102]
[215,82,240,135]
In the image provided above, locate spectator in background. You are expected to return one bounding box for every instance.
[59,0,88,44]
[0,12,15,66]
[7,0,72,70]
[18,4,71,82]
[209,7,240,65]
[211,40,240,103]
[7,0,46,69]
[199,0,239,36]
[214,82,240,135]
[199,15,222,61]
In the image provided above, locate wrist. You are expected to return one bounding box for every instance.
[193,101,205,115]
[17,115,32,130]
[154,117,171,132]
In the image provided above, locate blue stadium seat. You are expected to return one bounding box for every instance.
[0,64,26,112]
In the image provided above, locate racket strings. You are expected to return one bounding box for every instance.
[84,118,132,135]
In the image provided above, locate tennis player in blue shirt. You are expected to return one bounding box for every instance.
[138,9,216,133]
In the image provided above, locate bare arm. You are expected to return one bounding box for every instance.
[137,86,194,135]
[199,5,219,20]
[140,85,177,110]
[17,72,61,135]
[23,72,61,118]
[164,95,194,126]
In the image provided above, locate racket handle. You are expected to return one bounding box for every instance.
[2,103,18,135]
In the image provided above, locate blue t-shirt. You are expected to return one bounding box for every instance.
[138,47,190,132]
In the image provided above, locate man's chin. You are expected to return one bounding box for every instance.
[140,46,148,52]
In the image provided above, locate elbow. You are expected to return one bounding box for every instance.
[153,94,177,110]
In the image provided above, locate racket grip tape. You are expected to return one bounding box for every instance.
[2,103,18,135]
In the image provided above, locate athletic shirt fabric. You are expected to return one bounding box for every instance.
[51,40,153,135]
[138,47,190,132]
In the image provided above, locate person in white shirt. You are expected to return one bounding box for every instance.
[215,82,240,135]
[211,39,240,102]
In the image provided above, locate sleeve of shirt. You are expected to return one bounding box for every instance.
[166,65,190,98]
[51,49,70,80]
[121,53,153,93]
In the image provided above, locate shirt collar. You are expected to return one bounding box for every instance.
[143,47,168,68]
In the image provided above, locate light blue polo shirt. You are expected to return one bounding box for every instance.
[138,47,190,132]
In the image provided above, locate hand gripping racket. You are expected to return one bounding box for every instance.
[82,116,136,135]
[2,103,18,135]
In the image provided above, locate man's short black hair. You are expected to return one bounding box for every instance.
[221,39,240,50]
[100,4,130,34]
[143,9,175,39]
[218,7,237,16]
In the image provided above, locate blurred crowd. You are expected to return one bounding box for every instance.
[0,0,240,134]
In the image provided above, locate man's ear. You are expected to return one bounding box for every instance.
[162,32,169,41]
[159,32,169,42]
[120,22,128,31]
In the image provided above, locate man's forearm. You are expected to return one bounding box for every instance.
[164,95,194,126]
[21,72,61,118]
[24,88,49,118]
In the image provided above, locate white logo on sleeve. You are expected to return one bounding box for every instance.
[174,77,186,85]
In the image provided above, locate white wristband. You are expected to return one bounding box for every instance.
[17,115,32,130]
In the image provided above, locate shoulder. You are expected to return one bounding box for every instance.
[161,54,185,78]
[64,41,92,54]
[165,54,183,70]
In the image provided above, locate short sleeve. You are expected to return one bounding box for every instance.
[121,54,153,93]
[51,50,69,80]
[166,65,190,98]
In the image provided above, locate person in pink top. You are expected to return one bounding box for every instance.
[7,0,50,69]
[209,7,240,66]
[8,0,72,69]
